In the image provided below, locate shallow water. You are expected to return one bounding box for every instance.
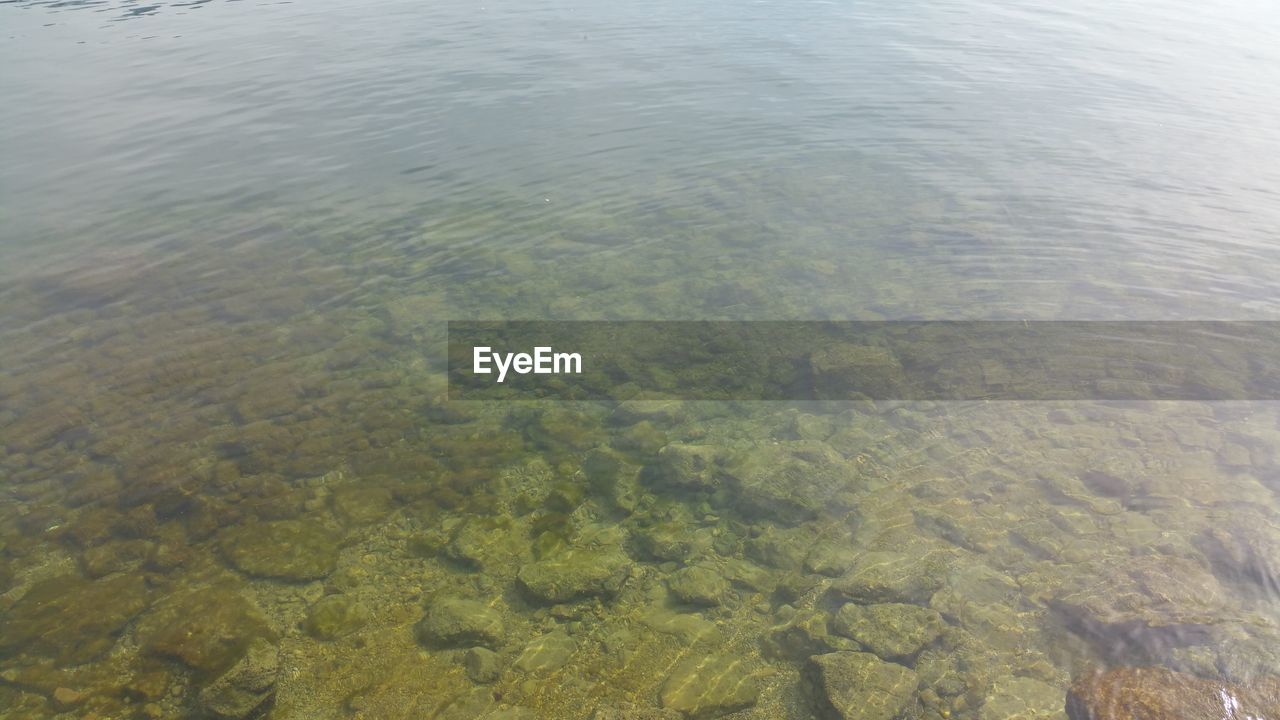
[2,0,1280,718]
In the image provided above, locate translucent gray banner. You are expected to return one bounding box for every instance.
[447,321,1280,400]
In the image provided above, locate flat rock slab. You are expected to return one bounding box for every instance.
[831,603,944,662]
[415,597,506,649]
[220,520,340,581]
[809,651,918,720]
[0,573,149,666]
[517,546,631,603]
[1066,666,1280,720]
[659,654,759,719]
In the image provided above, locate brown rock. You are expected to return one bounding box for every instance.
[51,687,84,710]
[1066,666,1280,720]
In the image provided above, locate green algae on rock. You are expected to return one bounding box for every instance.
[219,519,340,581]
[0,573,148,667]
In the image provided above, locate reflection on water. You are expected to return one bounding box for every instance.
[3,0,1280,718]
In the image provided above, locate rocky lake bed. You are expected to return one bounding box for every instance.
[1,150,1279,720]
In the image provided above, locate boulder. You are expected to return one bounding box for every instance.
[808,651,918,720]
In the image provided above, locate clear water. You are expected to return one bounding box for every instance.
[2,0,1280,718]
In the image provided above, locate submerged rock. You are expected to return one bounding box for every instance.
[723,441,857,525]
[659,654,760,719]
[1065,666,1280,720]
[764,609,855,662]
[517,545,631,603]
[137,585,277,677]
[655,443,726,491]
[219,519,340,581]
[303,595,370,640]
[514,630,576,673]
[808,343,907,400]
[415,597,505,649]
[1196,517,1280,593]
[198,637,279,719]
[808,651,918,720]
[830,550,949,604]
[0,573,149,666]
[668,563,730,606]
[979,676,1066,720]
[635,520,708,562]
[1049,556,1232,657]
[465,647,502,683]
[831,603,944,662]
